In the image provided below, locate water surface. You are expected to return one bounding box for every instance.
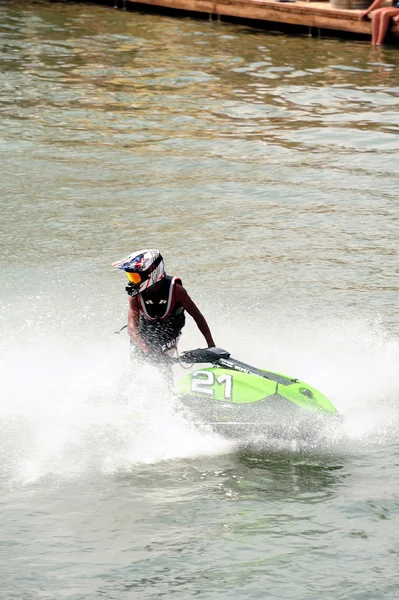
[1,1,399,598]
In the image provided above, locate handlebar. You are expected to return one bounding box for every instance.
[173,347,231,364]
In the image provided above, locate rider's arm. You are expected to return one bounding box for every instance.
[175,285,215,348]
[127,296,149,351]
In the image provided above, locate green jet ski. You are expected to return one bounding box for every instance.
[174,347,340,439]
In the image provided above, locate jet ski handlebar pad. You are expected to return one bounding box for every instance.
[180,347,231,363]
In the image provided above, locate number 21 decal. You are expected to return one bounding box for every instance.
[191,370,233,400]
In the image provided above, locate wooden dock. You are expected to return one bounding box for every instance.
[109,0,399,41]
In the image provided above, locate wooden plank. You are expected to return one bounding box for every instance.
[119,0,399,39]
[212,0,370,33]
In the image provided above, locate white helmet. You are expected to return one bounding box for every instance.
[112,249,165,297]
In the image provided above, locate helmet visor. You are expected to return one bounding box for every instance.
[126,271,142,284]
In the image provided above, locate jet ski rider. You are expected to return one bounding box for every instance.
[112,249,215,362]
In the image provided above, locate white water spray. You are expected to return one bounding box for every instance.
[0,335,233,486]
[1,286,399,486]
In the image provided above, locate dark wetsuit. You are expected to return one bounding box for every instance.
[136,275,185,356]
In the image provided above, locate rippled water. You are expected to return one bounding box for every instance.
[1,1,399,598]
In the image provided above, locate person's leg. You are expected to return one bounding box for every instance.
[159,339,181,393]
[376,9,399,45]
[371,10,382,45]
[160,361,174,392]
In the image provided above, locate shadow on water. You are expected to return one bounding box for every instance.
[113,444,348,507]
[232,447,347,501]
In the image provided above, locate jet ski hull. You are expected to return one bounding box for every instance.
[176,363,339,439]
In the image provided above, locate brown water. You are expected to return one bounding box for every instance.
[1,1,399,599]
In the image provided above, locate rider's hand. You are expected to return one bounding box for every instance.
[359,11,369,20]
